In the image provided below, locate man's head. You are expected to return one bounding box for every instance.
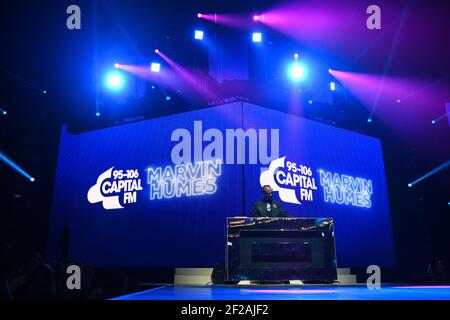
[437,259,446,273]
[26,251,44,273]
[261,185,273,201]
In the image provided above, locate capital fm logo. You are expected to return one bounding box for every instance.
[260,156,318,205]
[87,167,143,210]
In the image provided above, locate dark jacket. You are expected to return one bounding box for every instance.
[251,198,289,217]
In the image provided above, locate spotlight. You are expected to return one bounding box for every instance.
[294,53,299,59]
[397,99,401,103]
[194,30,204,40]
[197,13,203,18]
[30,177,35,182]
[328,68,332,73]
[114,63,119,68]
[254,14,264,22]
[432,120,436,124]
[166,96,171,101]
[308,100,313,105]
[43,90,47,94]
[105,71,124,91]
[151,85,155,89]
[408,183,412,188]
[2,110,7,115]
[330,82,336,91]
[96,112,100,117]
[154,49,159,54]
[150,63,161,73]
[252,32,262,43]
[288,63,305,81]
[367,118,372,123]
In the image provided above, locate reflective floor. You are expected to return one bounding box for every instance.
[112,285,450,300]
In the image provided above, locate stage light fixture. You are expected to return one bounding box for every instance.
[431,120,436,124]
[194,30,204,40]
[253,14,265,22]
[151,63,161,73]
[252,32,262,43]
[114,63,119,68]
[197,13,203,18]
[96,112,100,117]
[30,177,35,182]
[330,82,336,91]
[397,99,401,103]
[308,100,313,105]
[154,49,159,54]
[328,68,332,73]
[367,118,372,123]
[408,183,412,188]
[294,53,299,59]
[2,110,6,115]
[105,71,124,91]
[166,96,171,101]
[43,90,47,94]
[288,62,305,81]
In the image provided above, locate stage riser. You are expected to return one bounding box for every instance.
[174,268,214,285]
[337,274,357,284]
[174,268,357,285]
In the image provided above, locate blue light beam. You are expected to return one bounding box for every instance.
[408,160,449,188]
[431,112,448,125]
[0,150,35,182]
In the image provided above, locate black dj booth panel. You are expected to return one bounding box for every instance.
[226,217,337,282]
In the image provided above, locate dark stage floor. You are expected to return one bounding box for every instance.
[112,284,450,300]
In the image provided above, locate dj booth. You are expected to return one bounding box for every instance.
[226,217,337,283]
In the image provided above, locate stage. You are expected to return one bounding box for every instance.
[112,285,450,300]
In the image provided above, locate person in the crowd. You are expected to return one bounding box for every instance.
[9,252,56,299]
[82,263,103,300]
[427,259,450,284]
[1,278,13,300]
[52,261,70,300]
[251,185,289,217]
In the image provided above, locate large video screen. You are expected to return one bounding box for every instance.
[47,101,394,267]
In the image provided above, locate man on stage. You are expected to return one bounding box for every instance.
[251,185,289,217]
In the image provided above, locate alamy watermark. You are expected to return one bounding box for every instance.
[170,121,280,165]
[66,5,380,31]
[66,5,81,30]
[66,264,81,290]
[367,5,381,30]
[366,265,381,289]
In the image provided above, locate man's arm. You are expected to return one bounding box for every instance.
[277,201,289,217]
[251,202,260,217]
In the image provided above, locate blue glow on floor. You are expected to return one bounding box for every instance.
[112,285,450,300]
